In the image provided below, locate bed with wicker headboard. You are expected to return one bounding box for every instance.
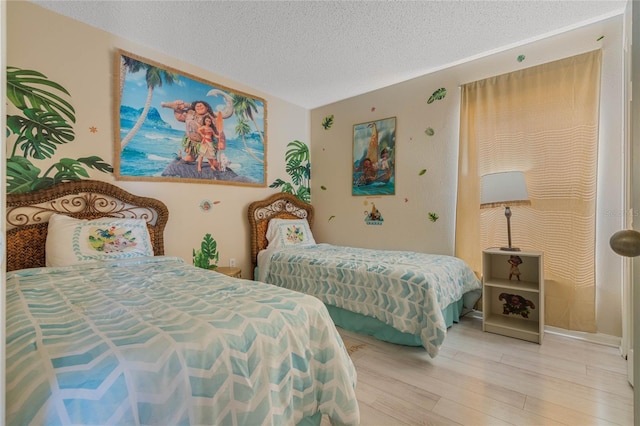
[5,180,358,425]
[247,192,483,358]
[6,179,169,272]
[248,191,314,278]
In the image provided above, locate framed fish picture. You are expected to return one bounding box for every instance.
[352,117,396,196]
[113,49,267,187]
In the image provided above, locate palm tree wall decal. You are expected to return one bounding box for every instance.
[5,67,112,194]
[270,140,310,203]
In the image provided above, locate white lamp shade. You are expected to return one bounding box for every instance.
[480,171,529,205]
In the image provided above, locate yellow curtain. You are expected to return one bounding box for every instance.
[455,50,601,332]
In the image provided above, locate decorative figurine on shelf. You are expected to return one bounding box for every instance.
[508,255,523,280]
[499,293,536,318]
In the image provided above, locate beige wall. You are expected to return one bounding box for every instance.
[6,1,309,277]
[310,16,626,338]
[6,2,627,338]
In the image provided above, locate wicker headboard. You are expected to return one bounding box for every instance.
[6,179,169,272]
[247,192,314,279]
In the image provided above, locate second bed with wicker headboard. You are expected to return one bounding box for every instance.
[247,191,314,278]
[247,192,483,358]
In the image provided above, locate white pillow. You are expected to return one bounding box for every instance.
[46,214,154,267]
[266,218,316,249]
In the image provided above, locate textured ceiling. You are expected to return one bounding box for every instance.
[31,0,626,109]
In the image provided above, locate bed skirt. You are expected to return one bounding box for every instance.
[326,298,466,347]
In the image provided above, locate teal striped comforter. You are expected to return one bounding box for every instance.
[258,244,482,358]
[6,256,359,426]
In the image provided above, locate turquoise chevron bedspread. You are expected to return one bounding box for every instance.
[6,256,359,426]
[258,244,481,358]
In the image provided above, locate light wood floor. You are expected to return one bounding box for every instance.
[333,315,633,426]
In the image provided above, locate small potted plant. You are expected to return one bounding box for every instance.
[193,233,219,270]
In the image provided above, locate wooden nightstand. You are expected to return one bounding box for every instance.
[482,248,544,343]
[215,266,242,278]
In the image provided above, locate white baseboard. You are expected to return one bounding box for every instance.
[544,325,621,348]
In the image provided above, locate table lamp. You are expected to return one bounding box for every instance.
[480,171,530,251]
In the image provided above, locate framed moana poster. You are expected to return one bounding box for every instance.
[113,49,267,187]
[352,116,396,196]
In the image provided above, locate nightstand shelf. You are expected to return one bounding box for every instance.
[483,278,539,292]
[483,313,541,341]
[482,248,544,344]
